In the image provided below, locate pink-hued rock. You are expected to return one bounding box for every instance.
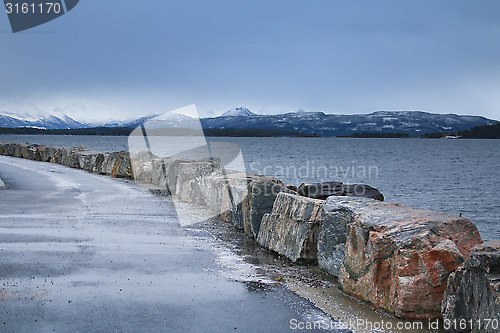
[325,197,483,320]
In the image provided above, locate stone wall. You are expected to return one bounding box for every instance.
[0,143,132,179]
[1,142,493,323]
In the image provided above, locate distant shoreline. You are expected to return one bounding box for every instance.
[1,126,499,139]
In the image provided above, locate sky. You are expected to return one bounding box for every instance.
[1,0,500,121]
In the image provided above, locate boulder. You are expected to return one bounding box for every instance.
[176,161,222,206]
[298,181,384,201]
[241,177,292,239]
[130,151,158,183]
[57,145,87,167]
[218,172,255,229]
[196,168,237,214]
[442,240,500,332]
[21,144,39,160]
[341,184,384,201]
[0,143,16,156]
[317,200,351,278]
[92,153,109,175]
[111,150,133,178]
[34,146,49,161]
[257,192,324,264]
[14,143,28,158]
[71,145,87,152]
[216,171,281,231]
[51,147,65,164]
[298,181,343,199]
[7,143,18,156]
[151,158,165,186]
[77,151,102,171]
[151,158,192,194]
[68,150,83,168]
[41,146,54,162]
[323,196,482,320]
[105,152,119,175]
[40,146,52,162]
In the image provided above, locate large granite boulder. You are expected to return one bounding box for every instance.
[92,153,109,175]
[111,150,133,178]
[151,158,192,194]
[58,145,87,168]
[14,143,28,158]
[323,197,482,320]
[68,150,83,168]
[176,161,222,206]
[130,151,158,183]
[51,147,65,164]
[105,152,119,175]
[442,240,500,332]
[77,151,102,171]
[8,143,18,156]
[298,181,384,201]
[196,168,237,214]
[317,200,351,278]
[241,177,292,239]
[218,172,255,229]
[34,145,49,161]
[41,146,56,162]
[217,172,284,232]
[257,192,324,264]
[21,144,39,160]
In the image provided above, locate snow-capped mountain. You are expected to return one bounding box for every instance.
[0,103,85,129]
[220,107,258,117]
[1,103,497,137]
[200,109,498,137]
[136,112,199,129]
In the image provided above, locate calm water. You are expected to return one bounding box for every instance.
[1,134,499,241]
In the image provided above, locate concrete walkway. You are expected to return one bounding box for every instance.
[0,156,342,332]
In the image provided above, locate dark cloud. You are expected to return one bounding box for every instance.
[1,0,499,120]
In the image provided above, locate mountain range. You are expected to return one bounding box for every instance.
[0,104,497,137]
[199,109,498,137]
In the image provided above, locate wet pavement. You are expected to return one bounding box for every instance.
[0,156,347,332]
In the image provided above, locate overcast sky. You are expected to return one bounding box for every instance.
[1,0,500,121]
